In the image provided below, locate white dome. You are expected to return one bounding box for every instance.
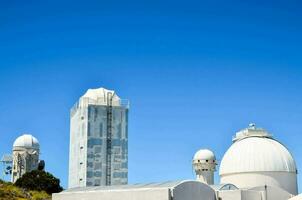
[194,149,216,161]
[219,125,298,195]
[219,137,296,175]
[13,134,40,149]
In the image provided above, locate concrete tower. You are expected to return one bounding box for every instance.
[193,149,217,185]
[69,87,129,188]
[12,134,40,183]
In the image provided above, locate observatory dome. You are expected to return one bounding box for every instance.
[193,149,216,185]
[81,87,121,106]
[194,149,216,161]
[219,137,296,175]
[219,124,298,195]
[13,134,40,150]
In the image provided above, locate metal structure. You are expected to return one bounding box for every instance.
[0,154,13,180]
[106,92,113,186]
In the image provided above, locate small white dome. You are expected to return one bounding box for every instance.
[219,137,296,175]
[194,149,216,161]
[13,134,40,149]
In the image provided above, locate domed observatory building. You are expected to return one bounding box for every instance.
[193,149,217,185]
[219,124,298,195]
[69,88,129,188]
[11,134,40,183]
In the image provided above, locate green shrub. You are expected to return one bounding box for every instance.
[15,170,63,194]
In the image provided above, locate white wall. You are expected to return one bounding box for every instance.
[217,190,262,200]
[289,194,302,200]
[221,171,298,195]
[173,181,215,200]
[249,186,294,200]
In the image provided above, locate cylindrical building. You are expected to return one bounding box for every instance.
[193,149,217,185]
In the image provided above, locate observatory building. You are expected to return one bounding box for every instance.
[55,123,302,200]
[11,134,41,183]
[193,149,217,185]
[219,124,298,195]
[69,87,129,188]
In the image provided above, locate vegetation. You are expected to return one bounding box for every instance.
[15,170,63,195]
[0,179,51,200]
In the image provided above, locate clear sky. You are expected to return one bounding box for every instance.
[0,0,302,190]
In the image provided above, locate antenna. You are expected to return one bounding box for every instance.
[249,123,256,129]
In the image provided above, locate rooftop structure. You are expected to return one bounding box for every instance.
[53,180,216,200]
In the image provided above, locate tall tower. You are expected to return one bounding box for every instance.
[11,134,40,183]
[193,149,217,185]
[69,87,129,188]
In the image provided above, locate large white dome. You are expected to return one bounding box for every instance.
[219,137,296,175]
[13,134,40,150]
[219,124,298,195]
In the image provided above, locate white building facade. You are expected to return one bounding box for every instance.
[68,88,129,188]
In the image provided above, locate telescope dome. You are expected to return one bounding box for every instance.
[193,149,216,161]
[219,124,298,195]
[13,134,40,150]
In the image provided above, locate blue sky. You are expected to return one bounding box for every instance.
[0,0,302,190]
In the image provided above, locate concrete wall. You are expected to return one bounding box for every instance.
[69,100,128,188]
[218,190,242,200]
[173,181,216,200]
[217,190,262,200]
[69,103,88,188]
[221,171,298,195]
[250,185,294,200]
[289,194,302,200]
[241,190,263,200]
